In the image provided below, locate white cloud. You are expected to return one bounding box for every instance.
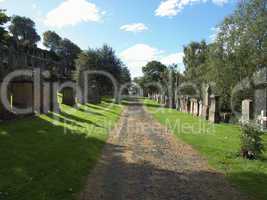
[209,27,220,41]
[44,0,103,28]
[155,0,228,17]
[120,23,148,33]
[0,0,6,2]
[120,44,184,77]
[212,0,228,6]
[160,52,184,66]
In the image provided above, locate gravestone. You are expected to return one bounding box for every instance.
[190,99,194,114]
[241,99,253,123]
[209,95,220,123]
[202,85,211,120]
[176,98,180,110]
[42,82,50,114]
[193,99,199,116]
[62,87,76,106]
[258,111,267,130]
[254,68,267,129]
[199,101,203,117]
[11,82,34,113]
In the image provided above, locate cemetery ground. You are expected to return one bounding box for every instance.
[0,97,266,200]
[0,98,123,200]
[145,99,267,200]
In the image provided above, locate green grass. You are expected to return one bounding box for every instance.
[144,99,267,200]
[0,99,123,200]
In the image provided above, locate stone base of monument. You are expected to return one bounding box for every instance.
[62,87,76,106]
[11,82,34,113]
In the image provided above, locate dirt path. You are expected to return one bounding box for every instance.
[79,100,248,200]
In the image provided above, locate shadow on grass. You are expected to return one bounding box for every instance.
[78,106,104,117]
[0,119,106,200]
[59,111,104,128]
[227,171,267,200]
[0,104,117,200]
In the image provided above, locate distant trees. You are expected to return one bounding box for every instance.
[8,15,40,47]
[76,45,131,96]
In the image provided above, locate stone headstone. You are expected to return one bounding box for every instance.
[258,110,267,130]
[241,99,253,123]
[199,101,203,117]
[62,87,76,106]
[193,100,199,116]
[209,95,220,123]
[202,85,211,120]
[11,82,34,113]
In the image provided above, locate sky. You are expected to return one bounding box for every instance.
[0,0,237,77]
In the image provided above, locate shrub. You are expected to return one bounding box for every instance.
[240,124,265,159]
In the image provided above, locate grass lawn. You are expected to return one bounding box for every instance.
[144,99,267,200]
[0,99,123,200]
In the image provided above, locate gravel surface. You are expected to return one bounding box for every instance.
[79,100,249,200]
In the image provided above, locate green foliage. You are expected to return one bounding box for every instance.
[8,15,40,46]
[0,9,10,43]
[43,30,62,52]
[240,124,265,159]
[75,45,131,96]
[141,61,167,94]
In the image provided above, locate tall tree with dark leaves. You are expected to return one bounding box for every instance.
[43,31,62,52]
[0,9,10,44]
[9,15,40,47]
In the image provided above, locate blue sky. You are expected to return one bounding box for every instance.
[0,0,237,77]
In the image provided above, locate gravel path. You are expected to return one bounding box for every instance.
[79,100,248,200]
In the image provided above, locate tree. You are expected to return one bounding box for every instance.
[43,31,62,52]
[206,0,267,111]
[58,38,81,71]
[75,45,131,97]
[9,15,40,46]
[0,9,10,43]
[183,40,209,97]
[142,61,167,95]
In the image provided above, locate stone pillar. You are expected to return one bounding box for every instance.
[241,99,253,123]
[50,82,60,113]
[202,86,211,120]
[0,85,13,120]
[42,82,50,114]
[209,95,220,123]
[176,98,180,110]
[62,87,76,106]
[193,99,199,116]
[190,99,194,114]
[199,101,203,117]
